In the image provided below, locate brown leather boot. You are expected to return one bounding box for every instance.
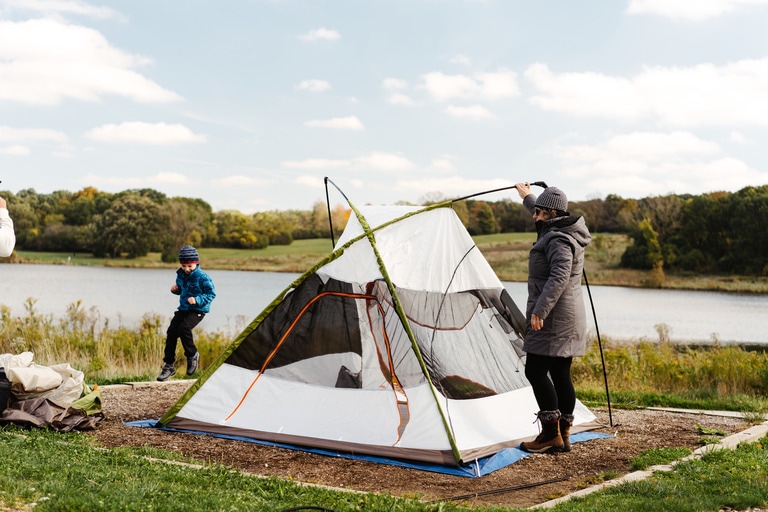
[559,414,574,452]
[520,410,564,453]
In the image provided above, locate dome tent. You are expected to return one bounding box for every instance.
[155,200,602,476]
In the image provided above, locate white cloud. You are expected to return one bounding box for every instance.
[557,131,721,162]
[382,78,408,90]
[445,104,495,119]
[553,131,766,198]
[430,157,456,171]
[146,172,190,185]
[525,63,642,120]
[0,125,68,143]
[0,125,69,156]
[281,158,351,170]
[0,18,182,105]
[525,60,768,127]
[730,131,752,144]
[626,0,768,21]
[299,27,340,42]
[421,70,520,102]
[0,145,30,155]
[1,0,125,20]
[296,79,331,92]
[294,175,325,188]
[52,143,76,158]
[580,158,764,197]
[354,151,415,172]
[449,54,471,66]
[394,176,513,199]
[283,152,450,179]
[85,122,206,145]
[282,153,415,176]
[82,173,144,188]
[389,93,415,106]
[213,175,270,187]
[303,116,364,130]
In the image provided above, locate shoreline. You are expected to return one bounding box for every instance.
[6,245,768,295]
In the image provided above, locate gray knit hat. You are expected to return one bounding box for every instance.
[534,187,568,213]
[178,245,199,263]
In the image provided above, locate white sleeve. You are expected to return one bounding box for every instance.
[0,208,16,257]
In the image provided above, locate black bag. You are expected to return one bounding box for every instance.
[0,367,12,412]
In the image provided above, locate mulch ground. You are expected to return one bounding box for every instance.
[87,380,754,509]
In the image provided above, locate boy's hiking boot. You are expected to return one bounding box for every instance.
[520,410,564,453]
[157,364,176,382]
[186,352,200,376]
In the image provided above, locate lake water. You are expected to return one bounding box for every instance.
[1,264,767,344]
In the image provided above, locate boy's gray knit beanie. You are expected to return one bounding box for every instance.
[534,187,568,213]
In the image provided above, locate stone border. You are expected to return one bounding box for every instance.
[532,411,768,509]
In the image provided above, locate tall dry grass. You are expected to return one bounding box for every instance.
[3,301,768,408]
[0,299,234,383]
[574,323,768,411]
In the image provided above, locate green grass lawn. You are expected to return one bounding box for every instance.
[2,425,767,511]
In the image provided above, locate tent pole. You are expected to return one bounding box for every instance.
[323,177,353,249]
[450,181,548,203]
[583,268,613,427]
[323,177,337,248]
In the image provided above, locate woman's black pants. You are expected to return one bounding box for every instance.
[524,352,576,414]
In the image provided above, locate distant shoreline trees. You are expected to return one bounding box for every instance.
[2,185,768,276]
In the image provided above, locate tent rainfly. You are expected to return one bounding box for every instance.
[156,201,601,475]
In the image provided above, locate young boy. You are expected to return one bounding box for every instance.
[157,245,216,381]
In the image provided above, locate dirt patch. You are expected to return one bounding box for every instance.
[88,381,752,509]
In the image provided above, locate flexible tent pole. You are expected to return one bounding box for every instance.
[582,268,614,427]
[324,176,615,427]
[451,180,614,426]
[324,177,338,248]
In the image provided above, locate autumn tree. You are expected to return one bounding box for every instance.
[159,198,213,262]
[465,200,498,235]
[252,210,294,246]
[212,210,268,249]
[91,195,165,258]
[620,218,663,270]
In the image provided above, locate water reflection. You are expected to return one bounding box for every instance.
[1,264,766,344]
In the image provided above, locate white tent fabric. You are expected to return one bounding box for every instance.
[159,203,600,468]
[323,205,501,292]
[0,351,84,403]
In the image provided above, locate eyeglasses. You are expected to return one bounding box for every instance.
[534,207,546,216]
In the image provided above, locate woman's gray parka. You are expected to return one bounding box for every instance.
[522,194,592,358]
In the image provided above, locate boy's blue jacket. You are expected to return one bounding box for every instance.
[173,265,216,313]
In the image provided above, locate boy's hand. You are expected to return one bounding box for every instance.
[187,297,197,305]
[171,285,179,293]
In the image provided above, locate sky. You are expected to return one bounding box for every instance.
[2,0,768,213]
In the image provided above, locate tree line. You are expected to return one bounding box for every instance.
[2,185,767,275]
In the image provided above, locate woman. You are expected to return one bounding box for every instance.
[0,196,15,258]
[514,183,591,453]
